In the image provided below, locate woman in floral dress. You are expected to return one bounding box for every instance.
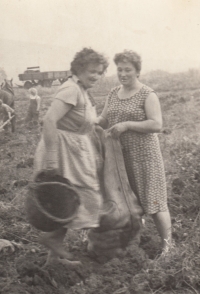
[98,50,172,252]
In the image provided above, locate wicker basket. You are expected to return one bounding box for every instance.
[26,175,80,232]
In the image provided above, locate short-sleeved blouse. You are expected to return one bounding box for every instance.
[55,76,95,132]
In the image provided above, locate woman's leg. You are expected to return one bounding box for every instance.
[151,210,172,251]
[39,227,82,267]
[39,227,73,259]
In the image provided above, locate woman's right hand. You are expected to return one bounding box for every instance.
[95,115,108,129]
[107,122,128,139]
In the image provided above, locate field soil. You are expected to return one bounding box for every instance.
[0,87,199,294]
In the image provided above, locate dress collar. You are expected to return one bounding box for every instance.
[72,75,88,90]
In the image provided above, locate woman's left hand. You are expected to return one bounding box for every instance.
[107,122,128,139]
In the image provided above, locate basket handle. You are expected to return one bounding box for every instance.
[34,171,74,187]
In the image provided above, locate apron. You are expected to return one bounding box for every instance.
[34,91,104,229]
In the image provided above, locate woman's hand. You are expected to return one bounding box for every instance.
[107,122,128,139]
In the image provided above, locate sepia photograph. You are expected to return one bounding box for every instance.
[0,0,200,293]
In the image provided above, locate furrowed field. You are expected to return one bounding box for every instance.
[0,79,200,293]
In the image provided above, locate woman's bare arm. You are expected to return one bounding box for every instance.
[124,92,162,133]
[96,96,109,128]
[36,96,41,111]
[43,100,72,168]
[107,92,163,138]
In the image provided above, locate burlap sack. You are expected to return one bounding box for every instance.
[87,132,143,258]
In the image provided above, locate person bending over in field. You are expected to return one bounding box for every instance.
[0,99,15,132]
[25,88,41,124]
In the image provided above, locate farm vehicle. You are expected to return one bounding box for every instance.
[18,67,71,89]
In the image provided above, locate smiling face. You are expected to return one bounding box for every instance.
[117,60,139,87]
[77,63,104,89]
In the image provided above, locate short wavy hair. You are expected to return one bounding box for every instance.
[114,50,142,73]
[70,48,109,75]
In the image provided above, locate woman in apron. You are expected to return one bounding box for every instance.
[34,48,108,266]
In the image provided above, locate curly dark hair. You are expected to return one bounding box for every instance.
[114,50,142,73]
[70,48,109,75]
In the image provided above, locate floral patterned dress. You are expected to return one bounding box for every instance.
[107,85,168,214]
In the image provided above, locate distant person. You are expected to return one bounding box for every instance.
[25,88,41,123]
[97,50,172,254]
[0,99,15,132]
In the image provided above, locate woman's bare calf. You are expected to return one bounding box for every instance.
[39,228,82,268]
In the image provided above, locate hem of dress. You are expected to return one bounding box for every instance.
[63,223,99,230]
[144,207,169,215]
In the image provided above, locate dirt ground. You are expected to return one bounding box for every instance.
[0,87,199,294]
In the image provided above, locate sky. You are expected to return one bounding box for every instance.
[1,0,200,82]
